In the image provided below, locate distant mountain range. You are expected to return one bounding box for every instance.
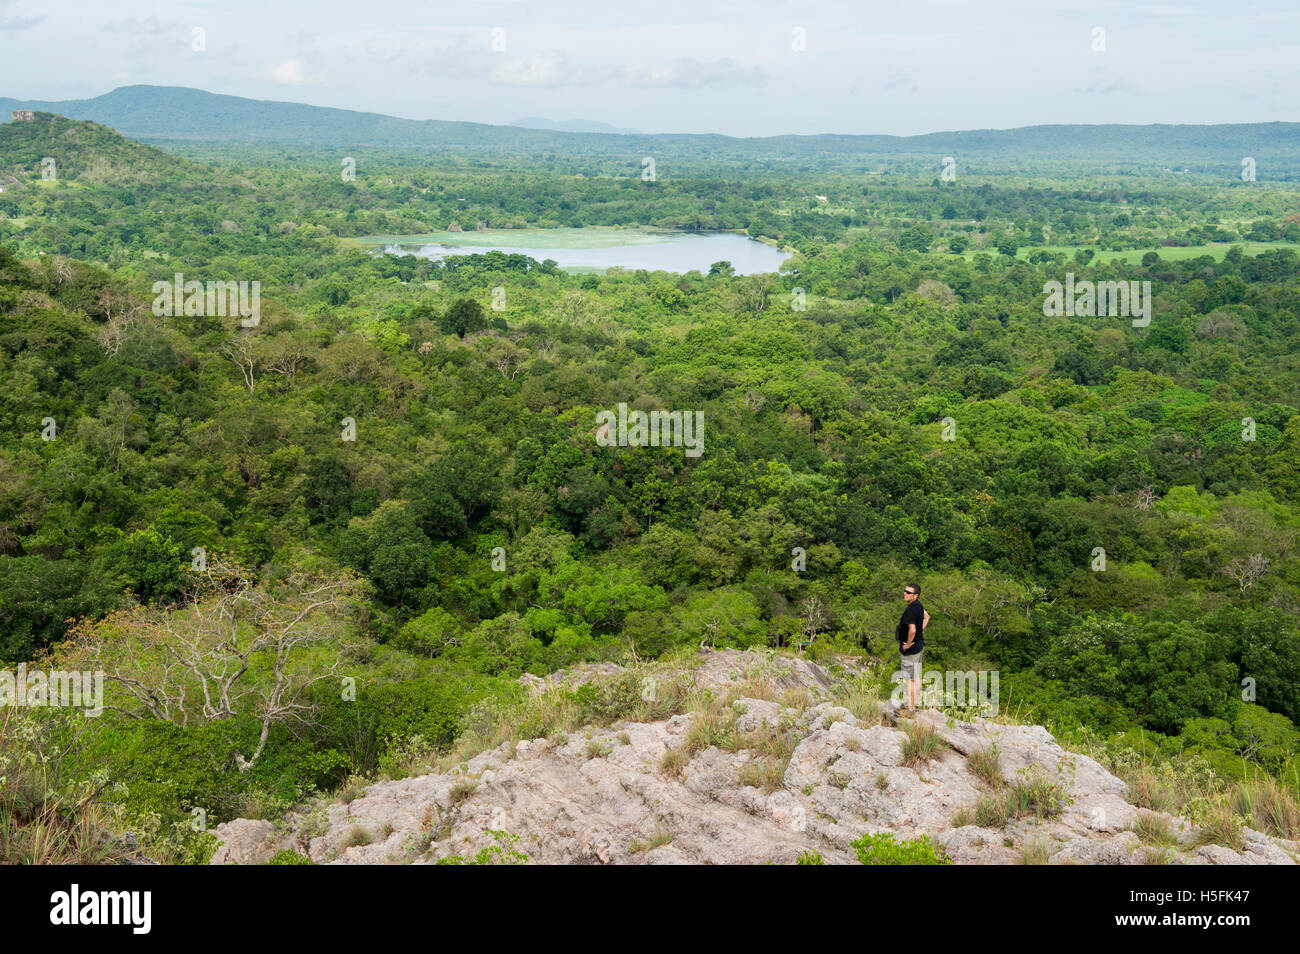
[511,118,640,135]
[3,86,1299,167]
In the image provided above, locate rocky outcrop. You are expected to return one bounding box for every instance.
[210,650,1300,866]
[209,818,278,866]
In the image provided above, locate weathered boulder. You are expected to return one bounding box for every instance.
[210,819,278,865]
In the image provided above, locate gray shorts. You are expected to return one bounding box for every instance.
[899,651,923,682]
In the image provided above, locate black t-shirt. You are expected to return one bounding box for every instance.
[897,601,925,655]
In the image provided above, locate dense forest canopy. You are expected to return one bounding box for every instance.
[2,108,1299,862]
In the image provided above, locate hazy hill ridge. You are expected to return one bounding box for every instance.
[5,86,1299,165]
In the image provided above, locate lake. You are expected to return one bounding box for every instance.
[352,228,792,275]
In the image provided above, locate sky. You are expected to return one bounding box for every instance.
[1,0,1297,137]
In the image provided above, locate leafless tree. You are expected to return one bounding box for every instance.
[1223,553,1270,591]
[94,289,150,356]
[222,334,258,391]
[799,595,829,651]
[66,558,365,771]
[494,354,522,379]
[556,290,592,326]
[47,256,74,285]
[263,335,311,380]
[736,275,772,319]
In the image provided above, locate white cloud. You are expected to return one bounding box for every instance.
[619,57,763,89]
[882,75,919,95]
[489,54,575,87]
[0,0,42,33]
[268,58,321,85]
[101,16,177,36]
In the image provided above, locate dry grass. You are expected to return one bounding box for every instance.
[733,672,782,702]
[736,715,801,793]
[1192,804,1244,851]
[340,825,372,849]
[336,773,371,805]
[1115,752,1299,851]
[835,675,885,725]
[1125,767,1186,815]
[737,759,787,792]
[1019,836,1053,865]
[628,825,674,854]
[901,721,948,768]
[683,696,740,755]
[433,661,697,775]
[659,746,690,777]
[448,777,479,805]
[777,686,815,711]
[967,743,1003,789]
[0,708,135,865]
[1131,811,1180,848]
[952,770,1070,829]
[1231,775,1300,842]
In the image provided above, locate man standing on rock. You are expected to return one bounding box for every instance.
[896,583,930,714]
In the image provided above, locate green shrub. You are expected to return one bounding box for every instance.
[89,719,248,827]
[391,606,463,657]
[267,849,314,865]
[435,829,528,865]
[851,831,949,865]
[1,708,134,864]
[306,675,486,778]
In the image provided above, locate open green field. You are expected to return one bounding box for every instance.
[1008,241,1300,265]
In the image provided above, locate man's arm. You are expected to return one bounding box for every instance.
[922,610,931,630]
[902,623,916,651]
